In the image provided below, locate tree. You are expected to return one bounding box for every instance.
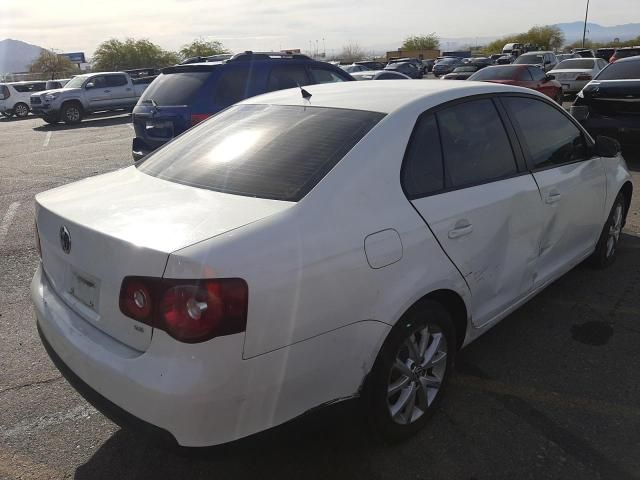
[340,42,365,63]
[29,50,76,80]
[92,38,180,71]
[402,34,440,51]
[481,25,564,55]
[527,25,565,50]
[179,38,229,60]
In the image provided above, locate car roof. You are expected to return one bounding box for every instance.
[614,55,640,63]
[239,80,543,114]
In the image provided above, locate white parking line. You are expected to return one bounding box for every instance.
[0,404,97,440]
[0,202,20,246]
[128,123,134,130]
[42,131,52,147]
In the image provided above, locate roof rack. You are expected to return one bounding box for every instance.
[227,51,313,62]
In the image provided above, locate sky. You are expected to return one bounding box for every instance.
[0,0,637,57]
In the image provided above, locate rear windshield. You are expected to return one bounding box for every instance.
[595,61,640,80]
[139,71,211,105]
[514,54,544,65]
[438,58,459,64]
[615,49,640,58]
[556,59,595,69]
[469,66,523,81]
[138,104,385,201]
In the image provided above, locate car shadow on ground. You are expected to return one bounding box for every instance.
[0,114,33,122]
[31,113,132,132]
[74,234,640,480]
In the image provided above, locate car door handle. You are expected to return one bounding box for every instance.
[545,192,562,204]
[448,222,473,239]
[104,89,111,93]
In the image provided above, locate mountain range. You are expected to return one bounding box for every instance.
[0,38,44,73]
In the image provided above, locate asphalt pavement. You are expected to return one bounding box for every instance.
[0,111,639,480]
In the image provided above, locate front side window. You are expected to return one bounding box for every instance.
[402,114,444,198]
[308,67,349,84]
[437,99,517,188]
[138,105,384,201]
[266,65,310,92]
[89,76,107,88]
[503,97,588,169]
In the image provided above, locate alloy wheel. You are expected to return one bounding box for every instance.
[15,104,28,117]
[387,324,448,425]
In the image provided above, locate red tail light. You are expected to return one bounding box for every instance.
[609,55,617,63]
[191,113,211,126]
[576,74,592,81]
[119,277,248,343]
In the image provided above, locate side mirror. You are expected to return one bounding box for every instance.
[85,82,95,89]
[595,135,620,158]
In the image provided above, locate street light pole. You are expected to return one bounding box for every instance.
[582,0,590,48]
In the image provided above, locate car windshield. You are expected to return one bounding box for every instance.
[138,104,385,201]
[514,54,545,65]
[65,76,88,88]
[438,58,459,64]
[468,66,520,80]
[595,61,640,80]
[555,59,595,69]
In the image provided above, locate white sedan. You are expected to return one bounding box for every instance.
[32,81,632,447]
[551,57,609,94]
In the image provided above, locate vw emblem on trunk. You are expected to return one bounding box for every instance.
[59,226,71,254]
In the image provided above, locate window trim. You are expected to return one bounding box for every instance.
[497,94,596,173]
[400,93,527,201]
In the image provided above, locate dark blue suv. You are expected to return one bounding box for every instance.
[132,51,354,160]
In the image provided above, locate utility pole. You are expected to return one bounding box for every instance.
[582,0,590,48]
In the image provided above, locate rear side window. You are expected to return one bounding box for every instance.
[106,74,127,87]
[139,71,211,105]
[437,99,517,188]
[214,68,251,109]
[309,67,349,84]
[266,65,310,92]
[12,82,46,93]
[138,105,384,201]
[503,97,588,169]
[402,114,444,198]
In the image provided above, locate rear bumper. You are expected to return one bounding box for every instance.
[560,80,589,94]
[580,114,640,146]
[32,264,247,446]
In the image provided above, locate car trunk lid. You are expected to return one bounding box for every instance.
[35,167,292,351]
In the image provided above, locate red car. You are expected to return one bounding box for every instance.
[468,65,563,103]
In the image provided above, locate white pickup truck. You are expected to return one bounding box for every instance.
[30,71,153,125]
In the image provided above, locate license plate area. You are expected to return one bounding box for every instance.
[145,120,174,139]
[562,84,570,91]
[69,270,99,310]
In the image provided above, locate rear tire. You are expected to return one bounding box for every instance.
[14,102,29,118]
[61,103,83,125]
[365,300,456,443]
[590,193,626,269]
